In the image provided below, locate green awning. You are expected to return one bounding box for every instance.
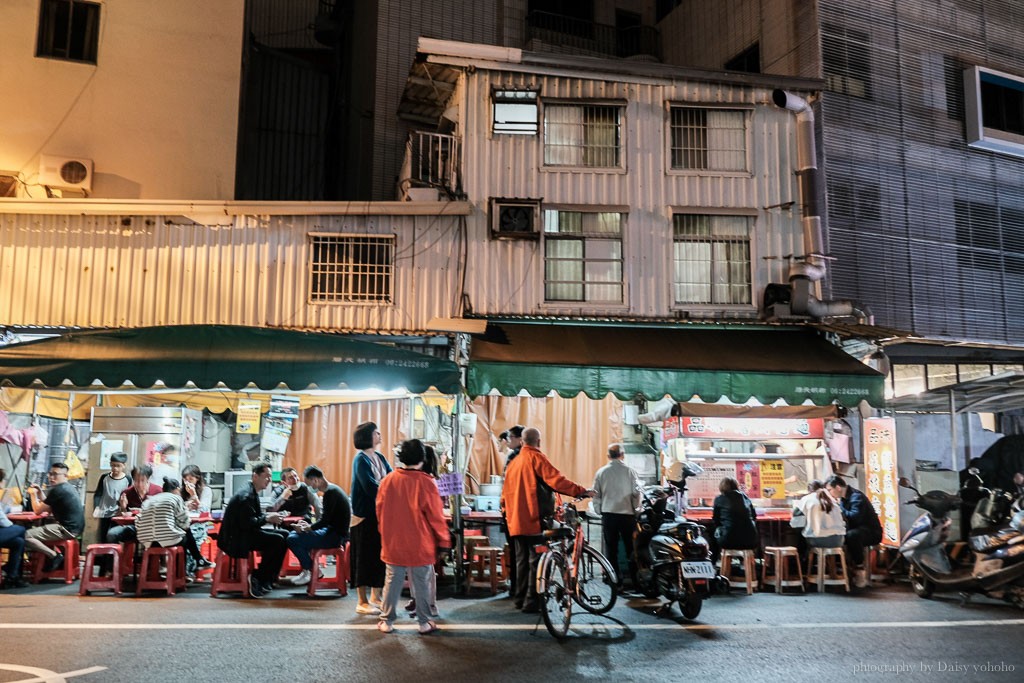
[467,324,884,407]
[0,325,461,394]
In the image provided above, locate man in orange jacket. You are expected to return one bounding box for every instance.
[500,427,592,613]
[376,439,451,635]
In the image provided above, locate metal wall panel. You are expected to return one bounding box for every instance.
[456,66,807,319]
[0,212,465,335]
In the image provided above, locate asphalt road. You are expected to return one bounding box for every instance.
[1,577,1023,683]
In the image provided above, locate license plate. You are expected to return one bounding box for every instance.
[682,561,716,579]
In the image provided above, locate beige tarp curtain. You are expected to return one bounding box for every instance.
[283,399,409,488]
[465,394,624,493]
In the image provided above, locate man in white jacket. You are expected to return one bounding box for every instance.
[592,443,641,588]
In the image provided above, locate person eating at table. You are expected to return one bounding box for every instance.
[269,467,323,525]
[136,477,213,580]
[180,464,214,576]
[0,468,28,588]
[25,462,85,574]
[217,463,287,598]
[282,466,351,586]
[107,464,162,546]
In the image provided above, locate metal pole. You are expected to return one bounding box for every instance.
[949,389,958,471]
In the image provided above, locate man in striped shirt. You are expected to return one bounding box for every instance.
[136,477,212,577]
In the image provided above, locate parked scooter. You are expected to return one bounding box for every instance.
[632,462,726,619]
[897,473,1024,607]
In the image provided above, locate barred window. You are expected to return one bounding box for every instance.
[543,104,622,168]
[673,214,751,305]
[670,107,748,171]
[36,0,100,64]
[543,210,624,303]
[308,234,394,303]
[822,24,872,99]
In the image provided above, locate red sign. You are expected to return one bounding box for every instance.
[679,417,824,440]
[863,417,900,547]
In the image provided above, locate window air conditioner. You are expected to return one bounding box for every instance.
[39,155,93,193]
[489,197,541,240]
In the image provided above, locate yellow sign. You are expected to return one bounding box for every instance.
[759,459,786,499]
[236,400,262,434]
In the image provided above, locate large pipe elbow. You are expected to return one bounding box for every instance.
[773,89,812,116]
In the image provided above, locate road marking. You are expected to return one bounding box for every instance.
[0,619,1022,631]
[0,663,106,683]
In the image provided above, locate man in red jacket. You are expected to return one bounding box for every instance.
[376,439,451,635]
[500,427,591,613]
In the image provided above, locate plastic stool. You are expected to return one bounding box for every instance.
[80,544,124,596]
[29,538,81,584]
[761,546,804,594]
[719,548,758,594]
[210,549,254,598]
[281,548,303,577]
[806,546,850,592]
[136,546,187,596]
[470,545,503,595]
[306,544,349,597]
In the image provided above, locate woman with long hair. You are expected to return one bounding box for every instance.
[796,482,846,548]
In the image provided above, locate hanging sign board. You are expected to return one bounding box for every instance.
[236,400,262,435]
[863,417,900,547]
[269,395,300,421]
[679,417,824,440]
[758,459,787,499]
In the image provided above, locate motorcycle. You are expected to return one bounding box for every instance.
[897,472,1024,607]
[632,461,726,619]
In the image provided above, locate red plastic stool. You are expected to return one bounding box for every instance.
[29,538,81,584]
[79,544,124,596]
[136,546,187,596]
[307,543,349,597]
[210,549,255,598]
[281,548,303,577]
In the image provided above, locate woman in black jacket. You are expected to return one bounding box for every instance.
[711,477,759,561]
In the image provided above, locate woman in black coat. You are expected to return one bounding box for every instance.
[711,477,759,560]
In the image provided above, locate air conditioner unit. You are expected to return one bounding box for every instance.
[39,155,93,193]
[490,197,541,239]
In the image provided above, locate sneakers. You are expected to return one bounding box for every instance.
[248,574,265,599]
[195,558,215,570]
[418,621,440,635]
[854,568,870,589]
[291,569,312,586]
[44,552,64,573]
[404,598,417,613]
[377,621,394,634]
[355,603,381,615]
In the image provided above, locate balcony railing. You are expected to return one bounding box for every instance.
[525,11,661,61]
[400,132,461,200]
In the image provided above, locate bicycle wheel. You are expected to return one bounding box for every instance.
[540,553,573,640]
[575,544,618,615]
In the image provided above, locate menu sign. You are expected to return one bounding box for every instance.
[758,460,786,499]
[735,460,761,496]
[863,417,900,547]
[679,417,824,440]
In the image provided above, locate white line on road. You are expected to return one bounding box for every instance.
[0,620,1022,631]
[0,664,106,683]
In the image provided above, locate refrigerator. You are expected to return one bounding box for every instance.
[85,407,202,544]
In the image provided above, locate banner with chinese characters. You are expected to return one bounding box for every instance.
[863,417,900,547]
[679,417,824,440]
[734,460,761,496]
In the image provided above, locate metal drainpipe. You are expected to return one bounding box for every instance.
[772,90,874,325]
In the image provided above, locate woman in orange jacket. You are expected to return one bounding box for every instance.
[376,439,451,635]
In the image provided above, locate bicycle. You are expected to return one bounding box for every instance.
[535,498,618,639]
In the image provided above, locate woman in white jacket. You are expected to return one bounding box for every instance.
[796,486,846,548]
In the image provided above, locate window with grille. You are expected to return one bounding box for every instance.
[543,104,622,168]
[822,24,872,99]
[670,107,748,171]
[493,90,539,135]
[308,234,394,304]
[36,0,100,64]
[672,214,752,305]
[543,210,624,303]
